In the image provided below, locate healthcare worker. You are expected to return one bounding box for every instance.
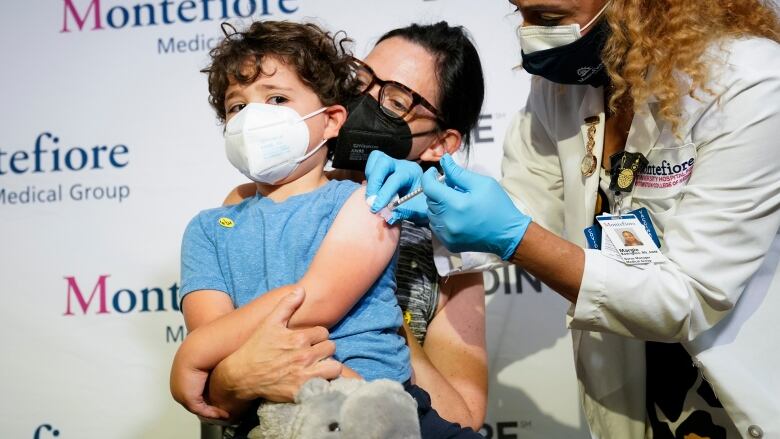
[365,0,780,437]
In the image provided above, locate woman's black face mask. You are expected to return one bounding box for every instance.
[521,19,611,88]
[330,95,414,171]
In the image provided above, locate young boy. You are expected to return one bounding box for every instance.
[170,20,410,426]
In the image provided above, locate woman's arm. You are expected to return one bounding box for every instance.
[509,223,584,303]
[205,288,342,418]
[404,272,487,430]
[170,288,341,419]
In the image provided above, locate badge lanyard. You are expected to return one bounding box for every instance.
[607,151,648,216]
[581,116,648,217]
[581,83,645,199]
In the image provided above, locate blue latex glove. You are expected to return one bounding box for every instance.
[364,150,427,225]
[422,154,532,260]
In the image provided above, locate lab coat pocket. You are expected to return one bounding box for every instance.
[630,143,697,238]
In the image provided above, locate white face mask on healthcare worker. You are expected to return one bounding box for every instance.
[517,1,610,53]
[517,1,612,87]
[224,103,327,184]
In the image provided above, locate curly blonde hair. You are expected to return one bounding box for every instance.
[603,0,780,133]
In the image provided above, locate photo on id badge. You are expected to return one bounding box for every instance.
[619,229,644,247]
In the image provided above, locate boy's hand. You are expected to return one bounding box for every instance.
[340,364,362,380]
[170,356,230,419]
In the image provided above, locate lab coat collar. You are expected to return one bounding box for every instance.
[625,100,662,159]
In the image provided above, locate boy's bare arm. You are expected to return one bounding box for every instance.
[290,186,401,327]
[171,288,341,420]
[172,187,398,414]
[179,186,400,367]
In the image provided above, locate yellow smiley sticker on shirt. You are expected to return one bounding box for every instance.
[218,217,235,228]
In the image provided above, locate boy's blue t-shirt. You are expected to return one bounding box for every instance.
[180,179,410,382]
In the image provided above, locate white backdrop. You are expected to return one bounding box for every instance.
[0,1,589,438]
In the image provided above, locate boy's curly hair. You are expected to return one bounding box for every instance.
[203,20,359,123]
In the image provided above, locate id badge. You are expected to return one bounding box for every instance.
[597,214,664,265]
[584,208,661,249]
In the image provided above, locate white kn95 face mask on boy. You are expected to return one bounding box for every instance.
[224,103,327,184]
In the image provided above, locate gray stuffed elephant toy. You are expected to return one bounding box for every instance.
[248,377,421,439]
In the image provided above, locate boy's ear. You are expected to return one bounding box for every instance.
[322,104,348,141]
[418,128,462,162]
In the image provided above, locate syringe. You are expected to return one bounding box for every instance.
[386,173,446,211]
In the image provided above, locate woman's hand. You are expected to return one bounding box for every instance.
[204,289,343,419]
[424,154,532,260]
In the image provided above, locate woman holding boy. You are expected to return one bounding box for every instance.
[171,20,487,438]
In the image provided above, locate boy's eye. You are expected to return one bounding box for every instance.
[267,96,289,105]
[227,103,246,114]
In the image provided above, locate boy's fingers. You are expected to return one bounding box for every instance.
[308,358,343,381]
[188,398,230,420]
[205,406,230,420]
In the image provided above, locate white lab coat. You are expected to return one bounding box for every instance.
[449,37,780,438]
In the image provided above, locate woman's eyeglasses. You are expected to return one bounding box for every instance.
[350,57,443,125]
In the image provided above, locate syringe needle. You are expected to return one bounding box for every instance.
[387,173,446,211]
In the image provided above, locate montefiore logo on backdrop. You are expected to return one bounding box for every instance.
[61,0,300,55]
[63,274,187,342]
[64,274,180,315]
[0,132,131,206]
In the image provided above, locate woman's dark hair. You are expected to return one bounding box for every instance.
[203,21,359,123]
[378,22,485,150]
